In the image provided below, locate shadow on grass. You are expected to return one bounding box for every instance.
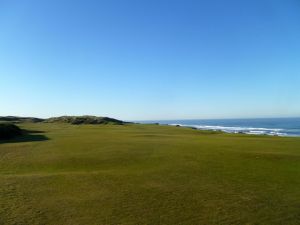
[0,129,49,144]
[23,129,46,134]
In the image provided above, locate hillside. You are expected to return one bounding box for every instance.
[45,116,125,125]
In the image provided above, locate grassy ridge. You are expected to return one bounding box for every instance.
[0,115,125,125]
[0,116,44,123]
[0,123,300,224]
[45,115,125,125]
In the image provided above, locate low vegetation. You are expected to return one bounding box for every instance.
[0,123,300,224]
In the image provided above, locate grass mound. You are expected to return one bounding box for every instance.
[0,123,22,140]
[45,116,125,125]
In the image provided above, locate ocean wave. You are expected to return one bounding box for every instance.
[169,123,287,136]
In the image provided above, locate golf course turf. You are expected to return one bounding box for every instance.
[0,123,300,225]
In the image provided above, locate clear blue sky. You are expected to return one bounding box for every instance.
[1,0,300,120]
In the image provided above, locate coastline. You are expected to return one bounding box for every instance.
[167,123,297,137]
[136,118,300,137]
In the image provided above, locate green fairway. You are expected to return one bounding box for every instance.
[0,123,300,225]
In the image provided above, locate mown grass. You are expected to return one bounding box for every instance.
[0,123,300,225]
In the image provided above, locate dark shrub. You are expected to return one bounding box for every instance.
[0,124,22,140]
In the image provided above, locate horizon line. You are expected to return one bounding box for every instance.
[2,115,300,121]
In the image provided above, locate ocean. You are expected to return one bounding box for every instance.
[138,118,300,137]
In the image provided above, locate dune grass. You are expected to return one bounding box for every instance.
[0,123,300,225]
